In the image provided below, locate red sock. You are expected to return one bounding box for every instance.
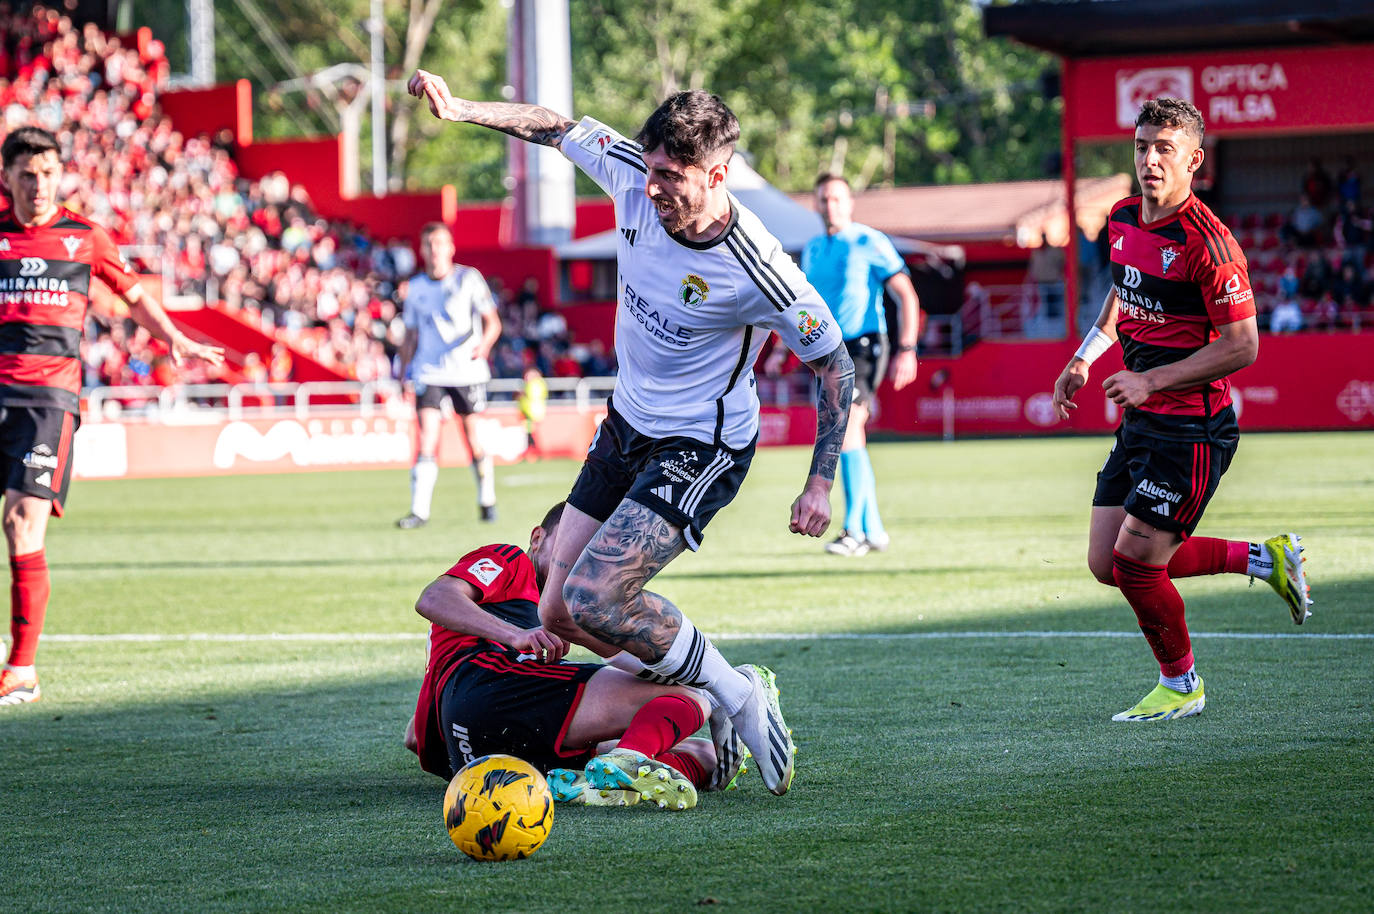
[1112,550,1194,676]
[617,694,705,758]
[1167,537,1249,578]
[8,550,50,667]
[658,749,709,789]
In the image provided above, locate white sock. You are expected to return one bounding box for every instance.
[646,617,752,715]
[1160,666,1200,694]
[3,663,36,677]
[472,456,495,508]
[1246,542,1275,580]
[410,457,438,518]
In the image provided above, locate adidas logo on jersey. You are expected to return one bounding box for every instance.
[1154,501,1171,517]
[34,471,52,490]
[621,227,637,247]
[0,238,9,251]
[651,484,673,504]
[1112,236,1123,251]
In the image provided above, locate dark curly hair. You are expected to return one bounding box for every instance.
[635,90,740,167]
[1135,98,1204,146]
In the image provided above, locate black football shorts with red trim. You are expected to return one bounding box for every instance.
[438,644,601,775]
[1093,407,1238,538]
[567,402,755,551]
[0,405,78,516]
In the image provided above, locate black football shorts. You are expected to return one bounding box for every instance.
[0,405,78,516]
[439,645,601,776]
[566,402,755,551]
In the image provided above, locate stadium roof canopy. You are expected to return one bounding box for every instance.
[983,0,1374,58]
[790,175,1131,249]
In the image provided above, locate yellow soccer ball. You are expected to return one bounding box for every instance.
[442,754,554,861]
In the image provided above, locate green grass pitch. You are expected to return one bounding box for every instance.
[3,432,1371,913]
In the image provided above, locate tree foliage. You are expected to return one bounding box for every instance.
[140,0,1067,198]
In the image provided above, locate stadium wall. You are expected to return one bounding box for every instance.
[870,333,1374,437]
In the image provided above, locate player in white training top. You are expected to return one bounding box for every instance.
[408,71,856,798]
[395,222,504,529]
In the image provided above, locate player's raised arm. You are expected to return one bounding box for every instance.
[790,342,855,537]
[407,69,575,147]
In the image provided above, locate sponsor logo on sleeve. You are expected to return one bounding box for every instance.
[796,309,831,347]
[579,129,615,154]
[1215,270,1254,307]
[467,557,504,586]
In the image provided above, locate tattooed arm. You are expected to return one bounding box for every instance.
[408,69,575,146]
[790,342,855,537]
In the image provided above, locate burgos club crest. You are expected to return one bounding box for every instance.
[679,274,709,309]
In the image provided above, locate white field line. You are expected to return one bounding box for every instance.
[33,630,1374,643]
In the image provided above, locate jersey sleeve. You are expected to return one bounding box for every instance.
[1194,231,1256,325]
[559,116,646,198]
[865,228,908,283]
[736,233,844,359]
[460,268,497,314]
[443,545,527,603]
[88,223,140,295]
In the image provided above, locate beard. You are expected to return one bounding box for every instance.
[655,190,707,235]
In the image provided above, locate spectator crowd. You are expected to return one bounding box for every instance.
[0,2,611,403]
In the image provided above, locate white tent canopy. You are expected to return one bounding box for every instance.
[554,154,931,260]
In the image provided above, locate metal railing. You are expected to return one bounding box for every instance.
[82,376,620,423]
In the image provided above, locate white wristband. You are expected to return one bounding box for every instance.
[1073,327,1113,365]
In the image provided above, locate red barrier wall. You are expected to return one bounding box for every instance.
[72,404,607,480]
[156,80,253,146]
[870,332,1374,436]
[171,306,350,382]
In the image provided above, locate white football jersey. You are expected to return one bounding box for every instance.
[560,116,842,449]
[403,266,496,386]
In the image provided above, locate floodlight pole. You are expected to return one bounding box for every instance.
[369,0,387,196]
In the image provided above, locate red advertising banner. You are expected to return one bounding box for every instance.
[1065,44,1374,140]
[872,332,1374,437]
[73,405,606,481]
[68,331,1372,480]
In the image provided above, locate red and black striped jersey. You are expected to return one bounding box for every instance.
[0,207,139,412]
[413,543,540,778]
[1107,194,1255,418]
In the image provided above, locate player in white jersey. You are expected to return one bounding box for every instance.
[395,223,504,529]
[408,71,856,797]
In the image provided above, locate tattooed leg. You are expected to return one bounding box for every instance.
[562,500,688,663]
[537,502,623,658]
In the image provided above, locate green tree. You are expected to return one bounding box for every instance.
[139,0,1071,197]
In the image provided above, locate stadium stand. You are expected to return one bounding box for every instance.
[0,3,607,405]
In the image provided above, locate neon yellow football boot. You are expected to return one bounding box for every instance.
[585,748,697,811]
[546,768,640,807]
[1111,678,1206,722]
[1261,533,1312,625]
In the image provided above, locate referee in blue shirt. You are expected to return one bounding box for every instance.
[771,174,921,556]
